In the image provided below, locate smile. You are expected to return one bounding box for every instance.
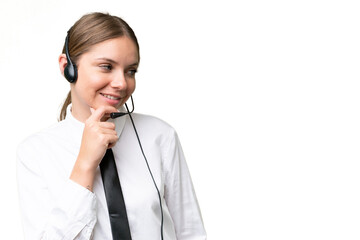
[101,93,121,100]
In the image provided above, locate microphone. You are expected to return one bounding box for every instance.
[110,112,127,119]
[110,96,134,119]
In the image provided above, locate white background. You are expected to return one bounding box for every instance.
[1,0,360,239]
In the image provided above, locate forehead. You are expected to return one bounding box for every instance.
[83,37,139,63]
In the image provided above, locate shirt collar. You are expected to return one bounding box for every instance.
[65,104,127,138]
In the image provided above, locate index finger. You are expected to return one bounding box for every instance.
[88,106,119,122]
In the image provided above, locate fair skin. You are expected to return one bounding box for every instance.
[59,36,139,191]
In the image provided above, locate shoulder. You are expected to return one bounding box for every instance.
[127,113,176,135]
[17,120,70,156]
[124,113,179,146]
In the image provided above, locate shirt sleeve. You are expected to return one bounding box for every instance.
[163,129,207,240]
[17,140,97,240]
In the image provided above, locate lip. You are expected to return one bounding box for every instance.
[100,93,122,105]
[100,93,122,98]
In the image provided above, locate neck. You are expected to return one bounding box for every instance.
[70,104,91,123]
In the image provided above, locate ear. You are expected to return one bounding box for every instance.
[59,54,68,76]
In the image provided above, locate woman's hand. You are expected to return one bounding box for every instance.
[79,106,119,166]
[70,106,119,191]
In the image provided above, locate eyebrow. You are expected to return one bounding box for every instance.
[96,57,117,64]
[95,57,139,67]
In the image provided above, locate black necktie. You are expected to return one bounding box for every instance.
[100,148,132,240]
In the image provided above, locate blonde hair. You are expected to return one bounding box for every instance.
[59,12,139,121]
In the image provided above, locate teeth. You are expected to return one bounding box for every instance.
[102,94,120,100]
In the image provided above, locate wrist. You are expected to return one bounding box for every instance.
[70,157,97,192]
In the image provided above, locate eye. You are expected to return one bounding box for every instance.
[100,64,112,71]
[127,69,137,77]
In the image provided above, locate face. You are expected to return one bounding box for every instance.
[69,37,139,122]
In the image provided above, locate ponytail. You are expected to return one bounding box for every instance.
[58,91,71,121]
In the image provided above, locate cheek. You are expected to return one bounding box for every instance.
[78,71,107,93]
[128,79,136,94]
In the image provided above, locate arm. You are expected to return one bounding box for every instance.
[16,106,118,239]
[17,141,97,240]
[163,130,207,240]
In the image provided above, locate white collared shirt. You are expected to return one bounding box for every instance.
[17,105,206,240]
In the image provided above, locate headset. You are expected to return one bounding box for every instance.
[64,31,78,83]
[64,31,164,239]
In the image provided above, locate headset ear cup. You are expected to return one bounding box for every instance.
[64,30,77,83]
[64,62,78,83]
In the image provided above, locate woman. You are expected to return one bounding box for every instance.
[17,12,206,240]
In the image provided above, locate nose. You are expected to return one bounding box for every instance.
[110,72,127,90]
